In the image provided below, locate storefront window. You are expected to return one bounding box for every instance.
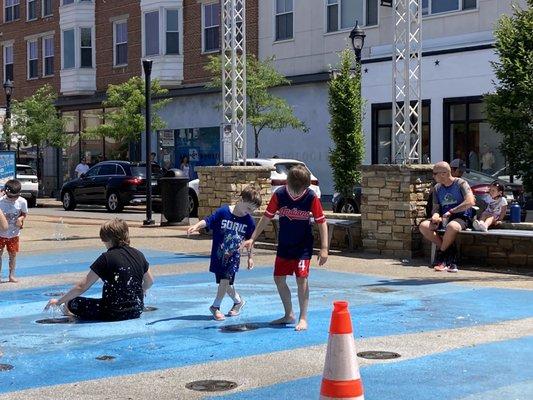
[81,109,104,166]
[445,99,503,175]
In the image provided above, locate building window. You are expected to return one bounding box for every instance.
[275,0,293,41]
[28,40,38,79]
[203,2,220,52]
[43,36,54,76]
[4,44,14,81]
[326,0,378,32]
[144,10,159,56]
[62,0,73,4]
[371,102,430,164]
[27,0,36,20]
[166,9,179,54]
[42,0,52,16]
[80,27,92,68]
[63,29,75,69]
[114,20,128,66]
[5,0,20,22]
[444,98,502,174]
[422,0,476,16]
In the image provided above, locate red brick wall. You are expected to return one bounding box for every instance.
[183,0,258,85]
[0,1,60,102]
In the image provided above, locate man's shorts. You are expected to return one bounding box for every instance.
[0,236,19,253]
[274,257,310,278]
[446,215,471,230]
[215,271,236,285]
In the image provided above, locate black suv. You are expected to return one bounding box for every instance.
[61,161,162,212]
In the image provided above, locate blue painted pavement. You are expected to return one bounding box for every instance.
[213,336,533,400]
[0,254,532,395]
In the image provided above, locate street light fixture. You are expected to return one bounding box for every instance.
[3,79,14,151]
[349,21,366,63]
[142,59,155,226]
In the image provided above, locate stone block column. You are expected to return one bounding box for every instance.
[360,164,433,258]
[195,166,273,219]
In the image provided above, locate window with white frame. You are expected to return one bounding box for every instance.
[275,0,293,41]
[27,39,38,79]
[166,9,179,54]
[62,0,74,4]
[422,0,476,16]
[63,29,75,68]
[27,0,36,20]
[80,27,92,68]
[114,20,128,66]
[326,0,378,32]
[42,0,52,16]
[5,0,20,22]
[43,36,54,76]
[4,44,14,81]
[144,10,159,56]
[203,2,220,53]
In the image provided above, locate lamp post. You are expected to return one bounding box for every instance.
[349,21,366,65]
[142,60,155,226]
[3,79,14,151]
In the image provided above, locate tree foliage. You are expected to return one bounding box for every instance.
[205,55,308,157]
[485,0,533,192]
[10,84,66,149]
[328,49,365,198]
[86,76,170,154]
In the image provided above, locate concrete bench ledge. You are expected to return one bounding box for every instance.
[461,229,533,238]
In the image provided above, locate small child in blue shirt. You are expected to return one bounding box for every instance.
[187,186,262,321]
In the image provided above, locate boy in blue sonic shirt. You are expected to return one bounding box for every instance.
[187,186,262,321]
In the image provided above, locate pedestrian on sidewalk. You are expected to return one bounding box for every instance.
[0,180,28,283]
[44,219,154,321]
[187,186,261,321]
[242,165,328,331]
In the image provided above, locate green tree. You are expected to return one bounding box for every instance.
[206,55,308,157]
[86,76,170,158]
[10,84,67,182]
[328,49,365,199]
[485,0,533,192]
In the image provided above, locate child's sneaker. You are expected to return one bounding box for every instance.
[209,306,226,321]
[228,299,246,317]
[473,219,488,232]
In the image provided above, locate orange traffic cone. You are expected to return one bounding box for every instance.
[319,301,364,400]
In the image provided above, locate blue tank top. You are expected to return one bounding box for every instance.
[436,179,472,218]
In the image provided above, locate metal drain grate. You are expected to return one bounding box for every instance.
[185,380,238,392]
[0,364,13,372]
[357,351,401,360]
[365,287,398,293]
[35,317,76,324]
[96,355,116,361]
[143,306,158,312]
[219,324,259,333]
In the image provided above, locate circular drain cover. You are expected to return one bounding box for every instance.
[219,324,259,333]
[96,355,116,361]
[0,364,13,372]
[44,292,65,297]
[144,306,158,312]
[357,351,401,360]
[185,380,238,392]
[365,287,398,293]
[35,317,76,324]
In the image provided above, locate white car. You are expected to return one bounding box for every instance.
[187,158,321,216]
[16,164,39,207]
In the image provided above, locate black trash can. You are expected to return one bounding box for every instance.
[158,169,189,225]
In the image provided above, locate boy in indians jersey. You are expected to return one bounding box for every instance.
[243,165,328,331]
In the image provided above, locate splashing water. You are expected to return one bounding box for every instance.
[53,218,67,241]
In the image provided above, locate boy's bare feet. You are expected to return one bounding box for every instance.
[270,315,296,325]
[8,277,18,283]
[295,319,308,331]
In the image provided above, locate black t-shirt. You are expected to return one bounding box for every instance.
[90,245,149,315]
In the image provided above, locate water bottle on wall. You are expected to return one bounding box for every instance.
[510,202,521,223]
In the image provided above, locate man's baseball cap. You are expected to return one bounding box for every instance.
[450,158,466,172]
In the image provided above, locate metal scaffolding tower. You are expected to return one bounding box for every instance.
[391,0,422,164]
[221,0,247,164]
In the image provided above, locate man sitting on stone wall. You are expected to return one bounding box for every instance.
[419,161,475,273]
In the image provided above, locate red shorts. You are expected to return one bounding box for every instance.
[0,236,19,253]
[274,257,310,278]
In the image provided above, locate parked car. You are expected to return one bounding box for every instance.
[332,185,362,214]
[461,169,524,205]
[186,158,322,217]
[61,161,163,212]
[16,164,39,207]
